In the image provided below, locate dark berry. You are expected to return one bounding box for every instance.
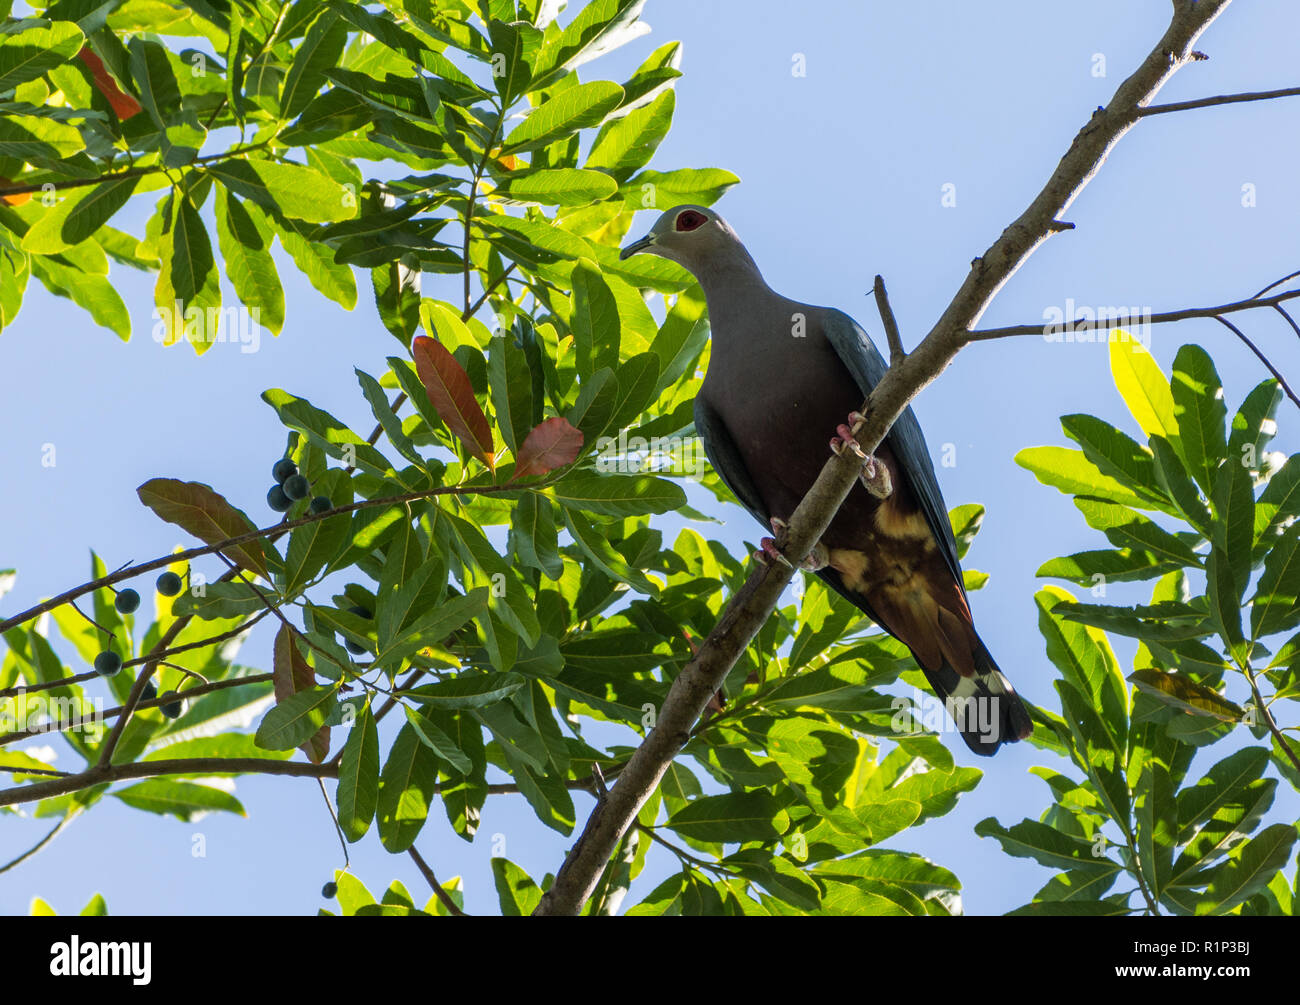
[160,691,184,718]
[322,881,338,898]
[93,651,122,676]
[156,572,183,597]
[141,682,157,702]
[282,473,310,501]
[114,589,140,614]
[267,484,292,512]
[272,458,298,483]
[309,496,332,515]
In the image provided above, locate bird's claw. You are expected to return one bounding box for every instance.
[830,412,893,499]
[758,536,794,569]
[860,454,893,499]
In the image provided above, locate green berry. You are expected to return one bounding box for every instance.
[322,881,338,899]
[268,484,292,512]
[114,588,140,614]
[94,651,122,676]
[282,473,310,501]
[156,572,183,597]
[272,458,298,483]
[309,496,332,515]
[160,691,184,718]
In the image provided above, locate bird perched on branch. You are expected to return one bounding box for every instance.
[620,205,1033,755]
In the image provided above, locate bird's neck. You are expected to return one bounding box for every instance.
[694,256,797,354]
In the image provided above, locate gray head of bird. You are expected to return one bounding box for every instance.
[618,204,760,280]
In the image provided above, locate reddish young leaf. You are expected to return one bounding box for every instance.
[513,417,584,479]
[77,47,143,120]
[411,335,496,470]
[137,478,268,578]
[0,177,29,206]
[272,624,330,763]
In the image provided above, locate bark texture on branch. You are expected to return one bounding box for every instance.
[532,0,1233,917]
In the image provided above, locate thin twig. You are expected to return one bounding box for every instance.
[0,809,81,874]
[1138,85,1300,117]
[1212,315,1300,410]
[408,846,468,915]
[872,274,906,369]
[966,286,1300,341]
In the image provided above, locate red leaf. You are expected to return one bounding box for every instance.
[411,335,496,470]
[0,176,29,206]
[136,478,268,579]
[272,625,330,763]
[78,47,142,121]
[512,417,584,479]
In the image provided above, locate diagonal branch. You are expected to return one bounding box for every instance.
[532,0,1234,917]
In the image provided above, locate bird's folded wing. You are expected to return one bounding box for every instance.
[822,309,966,594]
[693,393,769,528]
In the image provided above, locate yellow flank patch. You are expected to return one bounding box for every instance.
[828,548,871,592]
[874,501,934,543]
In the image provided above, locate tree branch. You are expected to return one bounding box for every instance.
[0,756,338,809]
[532,0,1234,917]
[1137,84,1300,117]
[965,284,1300,341]
[408,846,468,916]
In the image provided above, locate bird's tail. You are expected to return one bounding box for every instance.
[915,634,1033,757]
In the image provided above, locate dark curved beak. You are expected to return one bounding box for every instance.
[619,234,655,260]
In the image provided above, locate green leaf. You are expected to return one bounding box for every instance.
[112,780,245,821]
[550,472,685,516]
[206,158,354,223]
[666,792,789,844]
[254,685,337,750]
[1251,522,1300,640]
[528,0,649,91]
[376,723,439,852]
[400,672,526,710]
[585,89,673,183]
[491,858,544,916]
[948,503,984,561]
[214,188,285,336]
[403,705,473,775]
[562,507,657,593]
[1149,434,1211,535]
[1015,446,1149,509]
[501,80,624,153]
[486,19,542,104]
[974,817,1116,873]
[336,703,379,842]
[155,192,221,351]
[570,257,621,378]
[1060,414,1171,508]
[22,176,138,254]
[0,21,84,90]
[1110,337,1179,453]
[1170,344,1228,494]
[1195,823,1299,916]
[496,167,617,206]
[280,9,348,119]
[1228,378,1282,473]
[1127,670,1242,721]
[509,492,563,580]
[620,167,739,210]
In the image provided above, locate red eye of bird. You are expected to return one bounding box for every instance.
[675,210,707,232]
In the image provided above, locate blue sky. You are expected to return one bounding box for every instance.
[2,0,1299,915]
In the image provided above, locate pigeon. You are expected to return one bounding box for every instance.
[620,205,1033,755]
